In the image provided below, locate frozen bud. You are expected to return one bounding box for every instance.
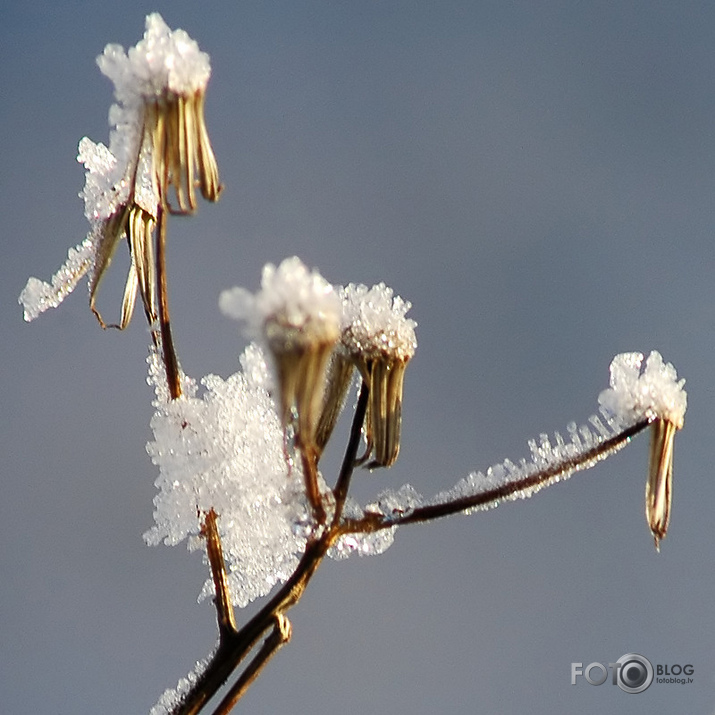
[598,351,687,549]
[339,283,417,468]
[97,13,221,214]
[220,257,341,449]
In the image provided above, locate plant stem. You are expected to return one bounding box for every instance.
[172,381,370,714]
[338,419,651,536]
[156,203,182,399]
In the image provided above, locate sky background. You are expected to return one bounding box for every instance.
[2,1,715,713]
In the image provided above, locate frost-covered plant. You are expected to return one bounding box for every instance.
[19,14,688,715]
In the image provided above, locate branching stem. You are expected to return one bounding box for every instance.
[172,381,370,714]
[172,395,649,715]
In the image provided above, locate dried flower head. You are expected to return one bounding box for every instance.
[19,14,220,329]
[598,350,687,549]
[220,257,341,450]
[97,12,221,213]
[338,283,417,468]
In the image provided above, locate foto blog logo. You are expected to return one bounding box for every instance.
[571,653,694,693]
[571,654,653,693]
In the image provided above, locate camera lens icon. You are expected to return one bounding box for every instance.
[616,653,653,693]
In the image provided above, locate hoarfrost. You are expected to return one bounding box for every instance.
[148,654,212,715]
[219,256,341,343]
[598,351,686,428]
[19,14,214,323]
[397,352,686,516]
[339,282,417,360]
[19,238,95,322]
[144,343,310,608]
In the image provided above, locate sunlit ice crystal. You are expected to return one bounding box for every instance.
[598,351,687,428]
[98,13,210,103]
[19,238,95,322]
[144,343,310,608]
[339,282,417,363]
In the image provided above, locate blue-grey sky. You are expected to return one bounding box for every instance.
[3,2,715,713]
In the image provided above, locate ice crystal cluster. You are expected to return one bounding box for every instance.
[144,344,311,608]
[339,282,417,362]
[598,351,687,429]
[148,656,211,715]
[219,257,341,342]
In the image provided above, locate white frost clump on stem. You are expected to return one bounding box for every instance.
[598,351,686,429]
[219,256,341,345]
[19,240,96,322]
[144,344,310,608]
[220,257,341,446]
[339,282,417,361]
[98,12,210,103]
[148,655,211,715]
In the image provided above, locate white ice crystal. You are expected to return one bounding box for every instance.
[18,238,95,322]
[144,343,310,608]
[149,655,211,715]
[598,351,687,428]
[339,283,417,361]
[98,13,210,103]
[220,257,341,344]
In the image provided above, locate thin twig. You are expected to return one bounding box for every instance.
[156,203,182,399]
[211,615,292,715]
[300,444,326,525]
[201,509,237,638]
[331,380,370,527]
[339,418,651,536]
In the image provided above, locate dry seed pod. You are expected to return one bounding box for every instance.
[646,419,677,551]
[220,257,341,451]
[338,283,417,469]
[19,15,222,329]
[361,357,408,468]
[597,351,686,549]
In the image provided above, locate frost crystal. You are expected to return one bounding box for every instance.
[149,655,211,715]
[220,257,341,344]
[19,239,95,322]
[339,283,417,361]
[144,343,310,608]
[598,351,687,428]
[98,13,210,103]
